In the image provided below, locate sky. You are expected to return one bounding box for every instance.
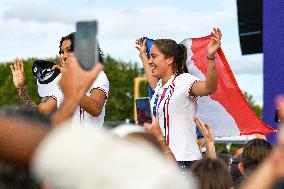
[0,0,263,105]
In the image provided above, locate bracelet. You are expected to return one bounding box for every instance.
[207,56,215,60]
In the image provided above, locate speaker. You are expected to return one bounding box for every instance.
[237,0,262,55]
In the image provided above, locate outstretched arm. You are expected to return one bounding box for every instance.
[135,39,158,90]
[38,97,58,115]
[191,28,222,96]
[56,53,107,117]
[51,55,104,126]
[79,90,106,117]
[10,58,37,109]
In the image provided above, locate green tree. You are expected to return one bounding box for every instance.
[138,80,149,98]
[243,91,262,119]
[104,56,144,121]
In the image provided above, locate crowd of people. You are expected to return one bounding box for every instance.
[0,28,284,189]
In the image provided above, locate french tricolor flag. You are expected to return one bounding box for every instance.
[145,35,276,137]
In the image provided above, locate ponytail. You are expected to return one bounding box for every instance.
[178,44,188,73]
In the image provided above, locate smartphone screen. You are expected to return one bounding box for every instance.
[75,21,98,70]
[135,97,152,125]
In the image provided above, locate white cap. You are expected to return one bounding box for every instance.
[111,123,146,137]
[31,121,196,189]
[37,74,62,98]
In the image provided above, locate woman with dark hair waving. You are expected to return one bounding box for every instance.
[135,28,222,171]
[11,32,109,127]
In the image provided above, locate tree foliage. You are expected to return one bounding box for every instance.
[138,80,149,98]
[103,56,145,121]
[243,91,262,119]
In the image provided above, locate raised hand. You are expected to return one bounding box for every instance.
[194,116,215,143]
[143,116,164,140]
[134,38,158,90]
[135,38,147,58]
[194,116,216,159]
[10,58,25,89]
[207,27,222,59]
[52,54,70,73]
[57,55,68,68]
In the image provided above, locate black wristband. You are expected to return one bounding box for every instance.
[207,56,215,60]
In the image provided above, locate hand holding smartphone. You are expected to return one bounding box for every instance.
[135,97,152,126]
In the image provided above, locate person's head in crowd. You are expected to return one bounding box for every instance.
[230,154,243,189]
[0,160,42,189]
[230,147,244,188]
[59,32,104,63]
[191,157,233,189]
[240,138,272,176]
[217,150,231,166]
[32,122,195,189]
[0,106,51,189]
[0,106,51,128]
[111,124,162,153]
[149,39,188,79]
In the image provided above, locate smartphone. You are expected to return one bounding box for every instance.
[75,21,99,70]
[135,97,152,125]
[275,108,281,122]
